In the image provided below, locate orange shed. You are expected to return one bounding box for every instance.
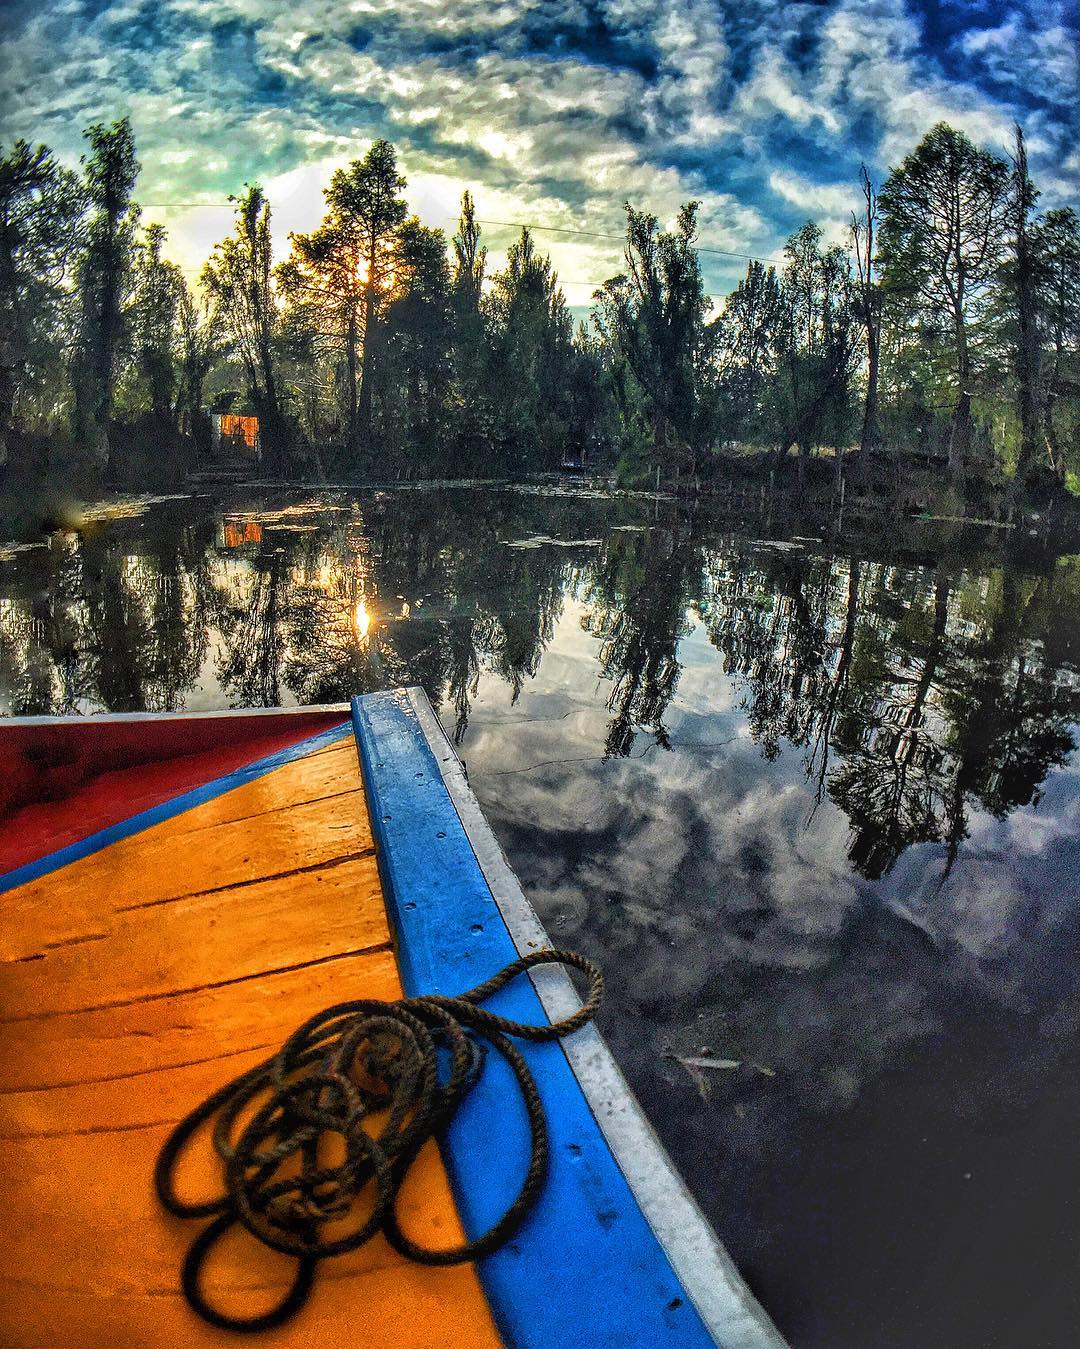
[212,412,260,458]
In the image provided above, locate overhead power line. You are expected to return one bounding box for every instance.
[140,200,784,268]
[472,217,786,266]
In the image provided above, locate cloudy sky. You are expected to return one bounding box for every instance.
[1,0,1077,309]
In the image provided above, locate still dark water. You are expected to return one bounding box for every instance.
[2,483,1077,1347]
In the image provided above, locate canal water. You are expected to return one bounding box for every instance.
[1,483,1076,1347]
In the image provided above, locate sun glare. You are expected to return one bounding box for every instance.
[354,598,371,640]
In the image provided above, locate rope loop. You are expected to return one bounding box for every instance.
[155,948,602,1331]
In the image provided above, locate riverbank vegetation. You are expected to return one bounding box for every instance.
[1,119,1077,511]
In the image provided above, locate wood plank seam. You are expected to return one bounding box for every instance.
[163,783,364,832]
[109,846,376,914]
[0,1041,284,1095]
[1,1117,181,1142]
[12,932,109,961]
[0,942,394,1025]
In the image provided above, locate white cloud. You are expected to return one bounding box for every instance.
[1,0,1075,297]
[735,48,843,136]
[961,8,1080,108]
[768,170,856,218]
[816,0,1023,167]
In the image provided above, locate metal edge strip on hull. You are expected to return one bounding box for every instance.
[404,685,788,1349]
[0,703,350,728]
[0,720,352,894]
[351,688,718,1348]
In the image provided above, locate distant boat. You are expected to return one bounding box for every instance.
[0,689,782,1347]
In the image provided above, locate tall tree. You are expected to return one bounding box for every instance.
[773,222,859,486]
[1007,126,1041,491]
[72,117,140,472]
[127,222,185,423]
[278,148,407,456]
[1033,208,1080,482]
[379,218,453,466]
[343,140,408,461]
[450,191,490,468]
[0,140,85,467]
[203,185,287,475]
[595,202,711,479]
[175,285,219,445]
[850,166,883,454]
[489,227,575,471]
[878,123,1009,481]
[452,190,486,312]
[714,259,783,445]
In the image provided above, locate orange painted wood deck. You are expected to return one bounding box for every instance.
[0,731,502,1348]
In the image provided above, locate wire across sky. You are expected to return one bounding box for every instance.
[139,201,788,275]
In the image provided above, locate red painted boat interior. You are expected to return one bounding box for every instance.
[0,711,348,877]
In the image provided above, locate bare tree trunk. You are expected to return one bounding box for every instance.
[1043,365,1064,480]
[345,309,359,453]
[357,287,376,464]
[861,328,880,453]
[255,342,286,478]
[853,168,882,456]
[0,362,14,471]
[1010,128,1040,492]
[98,209,124,481]
[948,327,971,483]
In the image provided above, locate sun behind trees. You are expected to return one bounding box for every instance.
[0,118,1077,508]
[278,140,408,462]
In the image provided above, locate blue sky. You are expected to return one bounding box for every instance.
[1,0,1077,309]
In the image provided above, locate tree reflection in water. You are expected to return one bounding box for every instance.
[0,485,1077,1347]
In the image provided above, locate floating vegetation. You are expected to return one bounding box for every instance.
[916,513,1014,528]
[0,541,48,563]
[376,477,506,491]
[226,501,350,526]
[507,483,615,502]
[78,493,197,524]
[503,535,602,550]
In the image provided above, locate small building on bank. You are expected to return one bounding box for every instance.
[211,413,260,462]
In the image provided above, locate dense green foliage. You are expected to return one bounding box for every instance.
[70,118,139,471]
[0,119,1077,502]
[0,141,84,467]
[202,184,287,475]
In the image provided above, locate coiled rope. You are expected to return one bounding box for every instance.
[154,948,603,1333]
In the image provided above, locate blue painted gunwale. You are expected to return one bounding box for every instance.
[352,690,716,1348]
[0,720,352,894]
